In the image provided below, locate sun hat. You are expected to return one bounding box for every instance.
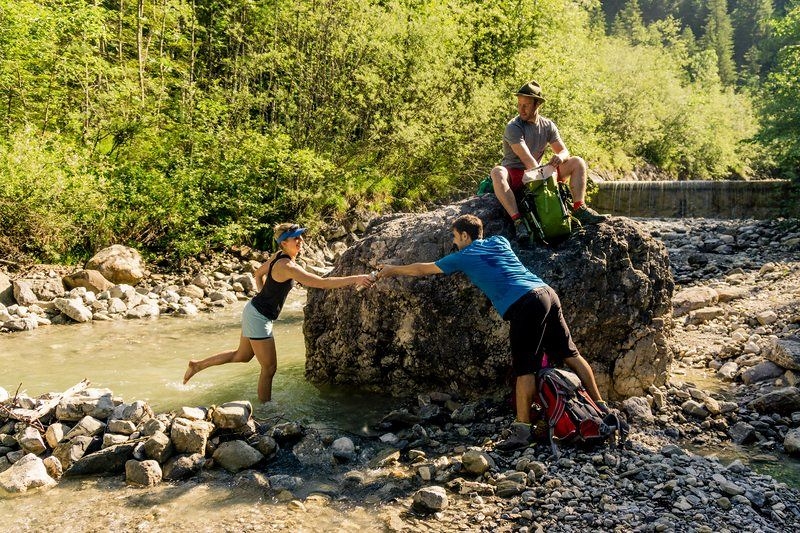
[515,80,546,101]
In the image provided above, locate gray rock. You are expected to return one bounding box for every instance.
[305,197,673,400]
[622,396,655,424]
[56,389,115,421]
[170,417,214,454]
[64,442,137,476]
[162,454,206,481]
[767,337,800,371]
[63,416,106,440]
[12,280,38,306]
[18,426,47,455]
[412,486,449,512]
[462,449,493,475]
[0,272,12,306]
[53,297,93,323]
[741,361,785,384]
[784,428,800,456]
[107,419,137,435]
[729,422,757,445]
[254,435,279,460]
[125,459,162,486]
[0,453,56,496]
[52,436,94,470]
[681,400,709,418]
[673,286,718,317]
[717,361,739,380]
[210,401,252,429]
[212,440,264,473]
[143,432,173,463]
[749,387,800,415]
[110,400,153,425]
[331,437,356,462]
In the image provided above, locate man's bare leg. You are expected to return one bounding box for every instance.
[515,374,537,423]
[564,354,604,403]
[491,165,521,217]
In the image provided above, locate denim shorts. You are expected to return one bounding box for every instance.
[241,301,274,340]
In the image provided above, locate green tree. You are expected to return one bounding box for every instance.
[757,0,800,179]
[702,0,737,85]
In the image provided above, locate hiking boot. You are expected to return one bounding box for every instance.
[495,422,533,451]
[514,220,530,243]
[572,205,610,225]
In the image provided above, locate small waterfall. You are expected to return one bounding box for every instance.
[593,180,793,219]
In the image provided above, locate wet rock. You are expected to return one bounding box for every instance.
[212,440,264,473]
[412,486,448,513]
[368,448,400,468]
[269,422,304,443]
[64,442,137,476]
[0,454,56,496]
[162,453,206,481]
[125,459,162,486]
[331,437,356,463]
[305,197,673,400]
[254,435,279,460]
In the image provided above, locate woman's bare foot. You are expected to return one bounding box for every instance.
[183,361,201,384]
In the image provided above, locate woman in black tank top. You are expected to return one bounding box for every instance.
[183,223,374,402]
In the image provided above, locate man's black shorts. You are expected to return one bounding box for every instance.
[502,285,580,376]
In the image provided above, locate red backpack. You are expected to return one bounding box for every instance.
[537,367,628,457]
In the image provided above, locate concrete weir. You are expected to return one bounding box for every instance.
[592,179,793,219]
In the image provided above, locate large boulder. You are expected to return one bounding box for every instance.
[304,196,673,400]
[85,245,145,285]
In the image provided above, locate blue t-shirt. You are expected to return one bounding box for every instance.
[434,235,546,317]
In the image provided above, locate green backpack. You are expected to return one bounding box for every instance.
[518,174,574,245]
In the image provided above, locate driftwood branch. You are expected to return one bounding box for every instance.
[0,378,90,433]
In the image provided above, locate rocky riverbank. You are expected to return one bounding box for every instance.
[1,217,800,532]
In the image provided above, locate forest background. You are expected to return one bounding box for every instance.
[1,0,798,264]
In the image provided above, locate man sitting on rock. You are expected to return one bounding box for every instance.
[376,214,609,450]
[491,80,609,242]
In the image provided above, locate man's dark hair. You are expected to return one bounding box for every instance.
[452,214,483,241]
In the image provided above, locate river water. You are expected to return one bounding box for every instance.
[0,291,398,530]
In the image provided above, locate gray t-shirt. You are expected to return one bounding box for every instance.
[501,115,562,169]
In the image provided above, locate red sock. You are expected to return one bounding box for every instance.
[511,213,521,221]
[572,201,584,211]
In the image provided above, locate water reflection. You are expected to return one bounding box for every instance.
[0,294,394,435]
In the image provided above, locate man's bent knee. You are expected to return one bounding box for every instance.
[491,166,509,183]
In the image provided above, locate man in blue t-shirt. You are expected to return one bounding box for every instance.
[377,214,608,450]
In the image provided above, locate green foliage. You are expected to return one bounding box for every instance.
[0,0,790,263]
[756,0,800,179]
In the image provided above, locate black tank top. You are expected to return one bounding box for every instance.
[251,252,295,320]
